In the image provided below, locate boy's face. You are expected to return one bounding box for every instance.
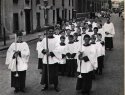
[66,30,71,35]
[84,37,90,44]
[68,37,73,42]
[77,29,81,34]
[71,25,75,30]
[17,36,22,42]
[82,28,86,32]
[74,35,78,40]
[94,29,98,33]
[55,29,60,35]
[60,38,65,43]
[61,32,65,36]
[91,37,96,43]
[97,35,102,40]
[89,26,92,30]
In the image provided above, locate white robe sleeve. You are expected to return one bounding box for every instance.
[5,43,15,65]
[87,47,98,70]
[21,42,30,63]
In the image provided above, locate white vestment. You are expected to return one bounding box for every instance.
[103,22,115,37]
[5,42,30,71]
[77,45,97,73]
[36,41,44,58]
[42,37,59,64]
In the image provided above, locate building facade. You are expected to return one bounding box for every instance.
[1,0,75,37]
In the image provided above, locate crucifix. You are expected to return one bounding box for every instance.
[39,0,53,87]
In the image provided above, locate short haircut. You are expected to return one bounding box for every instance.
[73,33,78,36]
[97,33,102,37]
[82,27,86,29]
[84,34,90,39]
[68,35,74,39]
[94,27,98,30]
[60,36,65,39]
[91,35,96,39]
[59,30,65,34]
[88,24,92,27]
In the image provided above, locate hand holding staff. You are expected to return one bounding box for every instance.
[14,34,19,77]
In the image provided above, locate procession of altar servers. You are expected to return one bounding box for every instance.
[5,17,115,95]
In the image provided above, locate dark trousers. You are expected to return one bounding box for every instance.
[59,64,66,75]
[105,37,113,49]
[11,71,26,89]
[38,58,43,69]
[97,56,104,74]
[41,63,59,87]
[76,71,93,93]
[66,59,77,77]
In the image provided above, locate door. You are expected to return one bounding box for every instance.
[65,9,67,21]
[36,12,40,27]
[24,9,31,34]
[13,13,19,33]
[56,8,60,24]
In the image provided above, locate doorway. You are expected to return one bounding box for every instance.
[13,13,19,33]
[24,9,31,34]
[56,8,60,24]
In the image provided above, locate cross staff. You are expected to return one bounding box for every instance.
[14,34,19,77]
[39,0,53,87]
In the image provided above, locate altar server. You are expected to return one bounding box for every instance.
[55,36,67,75]
[86,24,94,37]
[76,34,97,95]
[65,35,78,77]
[36,34,44,73]
[40,28,60,92]
[96,33,105,74]
[5,32,30,93]
[103,17,115,50]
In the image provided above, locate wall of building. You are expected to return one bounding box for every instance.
[1,0,75,36]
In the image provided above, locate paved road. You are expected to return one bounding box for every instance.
[0,14,124,95]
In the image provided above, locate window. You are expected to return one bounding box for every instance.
[13,0,18,4]
[53,10,55,23]
[53,0,55,6]
[36,0,40,5]
[25,0,30,5]
[62,10,64,20]
[69,0,70,6]
[69,10,70,20]
[36,13,40,27]
[62,0,64,6]
[65,9,67,20]
[13,13,19,33]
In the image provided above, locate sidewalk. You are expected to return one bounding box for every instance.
[0,32,42,51]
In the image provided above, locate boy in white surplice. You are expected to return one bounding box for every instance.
[5,32,30,93]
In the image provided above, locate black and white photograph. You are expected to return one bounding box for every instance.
[0,0,124,95]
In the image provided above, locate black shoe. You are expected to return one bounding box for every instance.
[54,87,60,92]
[41,86,48,91]
[14,88,20,93]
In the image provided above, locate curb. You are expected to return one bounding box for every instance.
[0,38,38,51]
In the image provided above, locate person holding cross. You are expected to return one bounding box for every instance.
[40,28,60,92]
[5,32,30,93]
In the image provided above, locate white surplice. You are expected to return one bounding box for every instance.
[5,42,30,71]
[77,45,97,73]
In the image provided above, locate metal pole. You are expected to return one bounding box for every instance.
[3,27,6,46]
[44,6,50,87]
